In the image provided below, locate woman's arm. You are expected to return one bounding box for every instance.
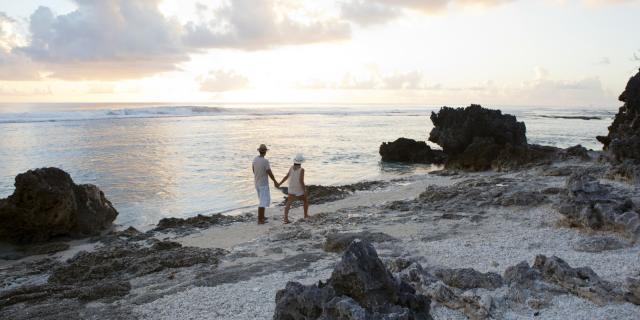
[299,169,305,188]
[277,172,290,187]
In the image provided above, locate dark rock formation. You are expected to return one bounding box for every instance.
[428,104,528,171]
[273,240,432,320]
[379,137,446,164]
[563,145,590,161]
[0,167,118,244]
[557,170,640,238]
[0,240,228,311]
[532,255,624,306]
[154,213,252,233]
[626,278,640,305]
[49,241,226,284]
[281,181,388,206]
[604,160,640,184]
[429,105,527,155]
[571,236,627,253]
[387,176,549,214]
[323,231,399,253]
[597,69,640,163]
[399,263,495,320]
[433,268,503,290]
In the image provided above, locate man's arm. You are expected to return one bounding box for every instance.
[267,169,278,185]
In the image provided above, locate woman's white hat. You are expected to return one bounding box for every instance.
[293,153,305,164]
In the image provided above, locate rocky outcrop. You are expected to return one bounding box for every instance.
[0,168,118,244]
[154,213,252,234]
[281,181,388,206]
[433,268,503,290]
[323,231,399,253]
[273,240,432,320]
[597,69,640,163]
[596,69,640,183]
[379,137,446,164]
[0,240,227,312]
[532,255,625,306]
[557,170,640,239]
[571,236,628,253]
[428,104,542,171]
[386,175,550,215]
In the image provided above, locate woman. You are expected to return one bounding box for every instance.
[276,153,309,224]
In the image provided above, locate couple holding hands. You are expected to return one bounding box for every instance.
[252,144,309,225]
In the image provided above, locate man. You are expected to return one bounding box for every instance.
[252,144,278,224]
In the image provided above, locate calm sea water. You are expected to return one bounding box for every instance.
[0,103,615,229]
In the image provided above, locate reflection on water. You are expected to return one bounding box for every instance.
[0,105,613,229]
[378,161,442,175]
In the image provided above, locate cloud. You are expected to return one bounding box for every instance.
[0,12,42,80]
[339,0,515,25]
[594,57,611,65]
[340,1,401,26]
[182,0,351,50]
[633,50,640,62]
[15,1,187,80]
[199,70,250,92]
[0,0,353,80]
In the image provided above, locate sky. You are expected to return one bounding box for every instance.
[0,0,638,106]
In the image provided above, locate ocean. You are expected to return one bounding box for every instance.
[0,103,615,229]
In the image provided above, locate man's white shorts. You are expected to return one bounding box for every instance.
[256,185,271,208]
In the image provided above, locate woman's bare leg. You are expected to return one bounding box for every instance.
[303,194,309,218]
[284,195,293,223]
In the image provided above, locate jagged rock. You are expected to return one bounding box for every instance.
[434,268,503,290]
[398,263,494,320]
[429,105,527,155]
[626,278,640,305]
[19,241,70,256]
[491,144,560,172]
[557,170,640,238]
[273,240,432,320]
[379,137,446,164]
[282,181,388,207]
[605,160,640,184]
[504,261,542,286]
[532,255,624,306]
[1,240,228,312]
[323,231,399,253]
[0,168,118,244]
[496,191,547,207]
[154,213,251,232]
[597,69,640,163]
[428,104,528,171]
[572,236,627,253]
[0,280,131,308]
[394,176,548,213]
[562,145,590,161]
[49,241,227,285]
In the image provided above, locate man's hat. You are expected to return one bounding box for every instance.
[257,144,268,152]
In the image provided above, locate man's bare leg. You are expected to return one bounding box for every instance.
[258,207,265,224]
